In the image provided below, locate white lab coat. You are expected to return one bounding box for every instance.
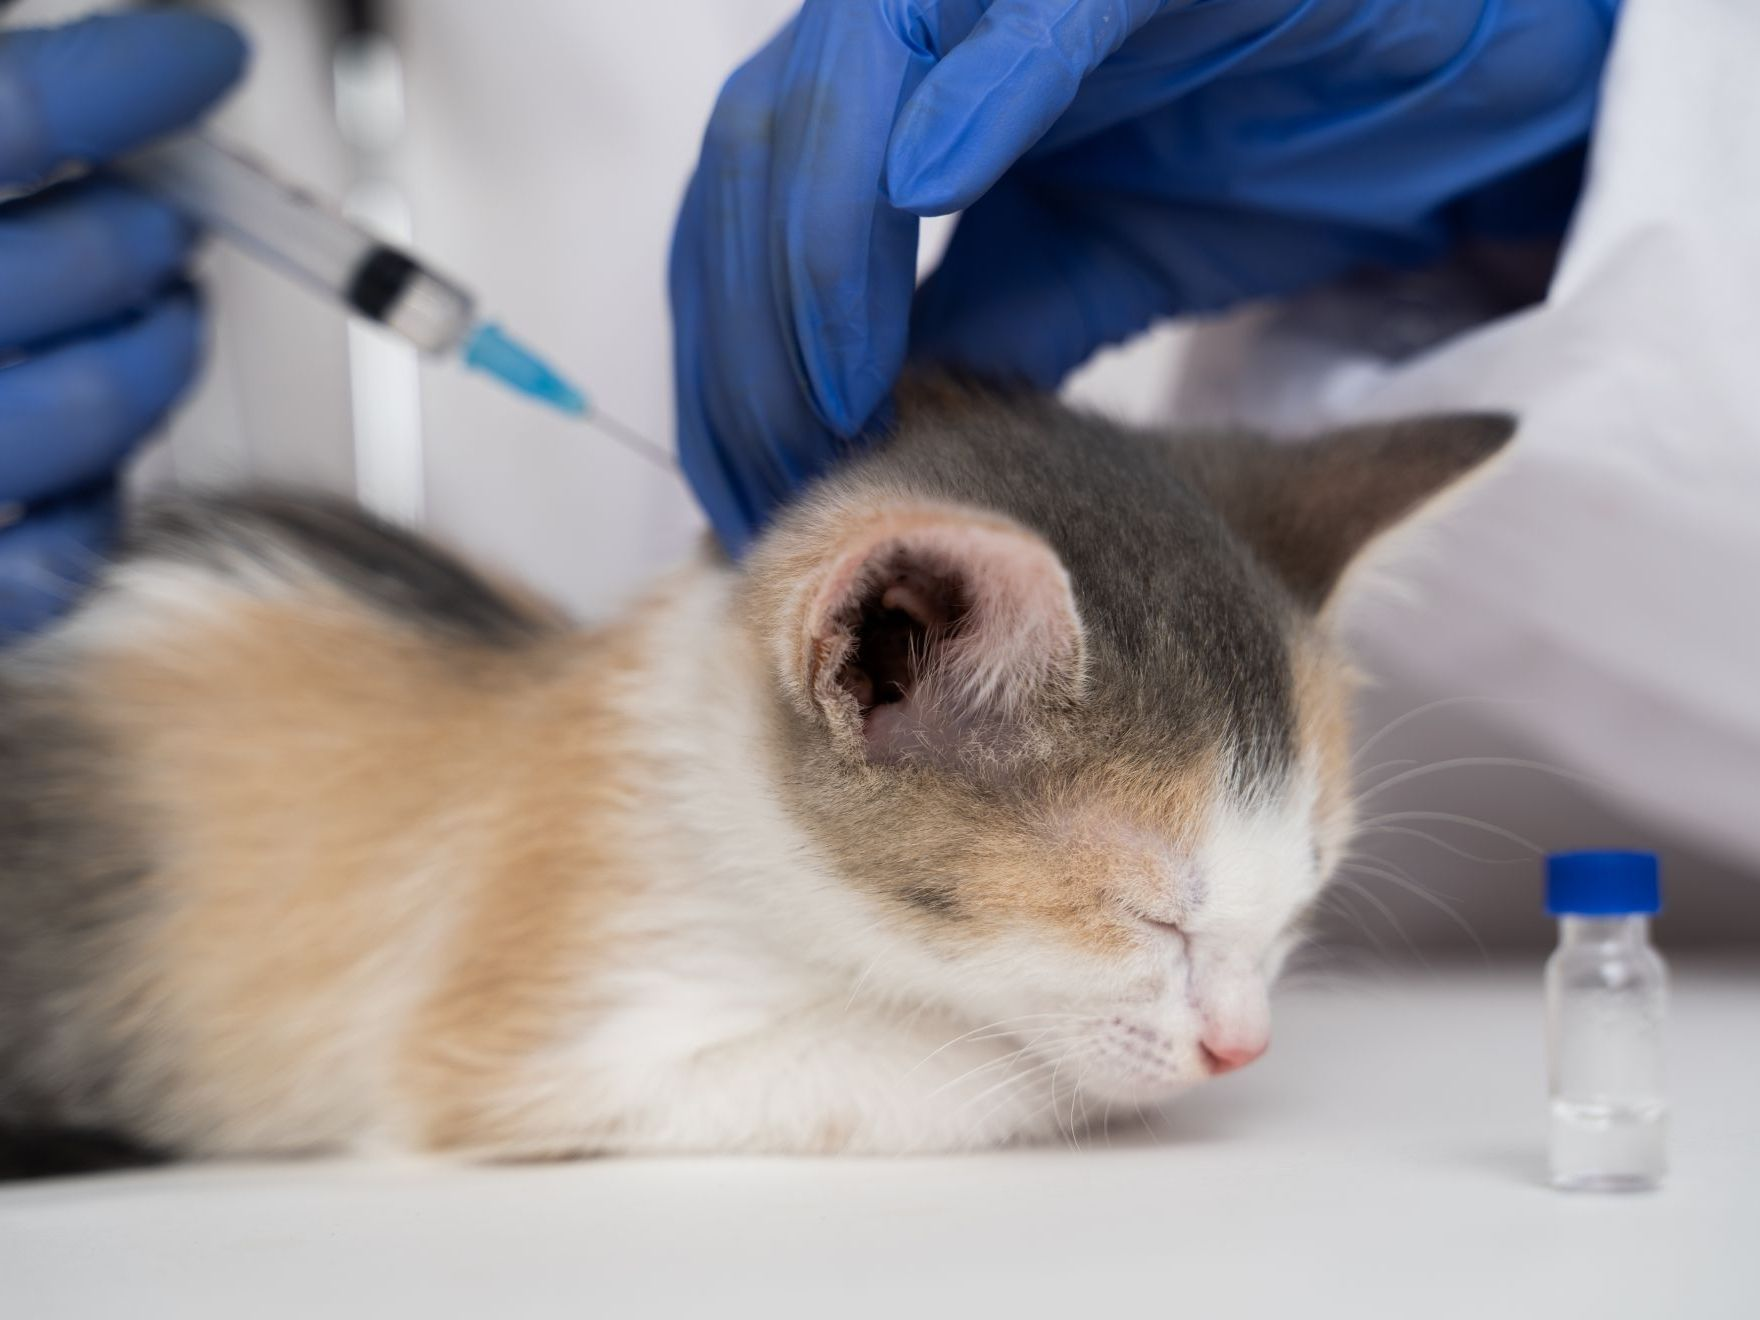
[1154,0,1760,943]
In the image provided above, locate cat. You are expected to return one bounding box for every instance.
[0,377,1511,1164]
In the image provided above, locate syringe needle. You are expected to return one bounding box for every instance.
[119,136,674,448]
[583,407,677,474]
[460,324,677,475]
[460,323,674,473]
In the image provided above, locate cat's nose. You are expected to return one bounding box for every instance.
[1190,954,1270,1075]
[1200,1034,1267,1075]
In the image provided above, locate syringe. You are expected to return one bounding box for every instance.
[116,134,671,471]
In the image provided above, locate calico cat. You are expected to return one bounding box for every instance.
[0,379,1510,1163]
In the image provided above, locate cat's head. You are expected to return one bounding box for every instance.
[739,379,1511,1106]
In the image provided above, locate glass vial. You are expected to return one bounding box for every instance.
[1544,851,1667,1192]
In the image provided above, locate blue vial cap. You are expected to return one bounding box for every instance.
[1546,851,1661,916]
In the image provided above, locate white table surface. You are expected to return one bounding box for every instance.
[4,961,1755,1319]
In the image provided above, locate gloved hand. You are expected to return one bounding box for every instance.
[671,0,1616,553]
[0,11,247,640]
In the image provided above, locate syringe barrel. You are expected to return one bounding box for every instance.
[117,135,476,354]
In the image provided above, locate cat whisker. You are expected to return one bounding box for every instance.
[1335,858,1487,961]
[1351,693,1535,764]
[1330,875,1427,964]
[1048,1054,1072,1149]
[1042,1040,1107,1152]
[1350,823,1529,865]
[1351,756,1420,788]
[925,1044,1041,1102]
[1312,888,1397,959]
[957,1051,1075,1145]
[842,955,889,1012]
[1134,1093,1177,1147]
[1355,755,1612,806]
[1351,809,1544,856]
[1056,1048,1098,1154]
[904,1012,1094,1077]
[923,1024,1093,1100]
[1071,1058,1102,1151]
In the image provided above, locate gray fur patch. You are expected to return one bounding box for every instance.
[862,387,1302,795]
[0,669,153,1136]
[125,492,556,649]
[896,880,964,918]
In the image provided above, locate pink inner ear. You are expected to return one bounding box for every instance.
[799,507,1085,760]
[881,579,942,627]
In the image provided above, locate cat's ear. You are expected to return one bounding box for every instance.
[1190,413,1516,609]
[755,502,1085,763]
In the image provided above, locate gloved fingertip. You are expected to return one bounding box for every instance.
[101,291,206,431]
[884,129,981,218]
[675,426,756,558]
[119,10,253,98]
[0,483,118,644]
[833,361,900,439]
[0,296,200,508]
[0,178,203,348]
[715,515,756,561]
[155,284,205,365]
[1,11,253,180]
[98,178,203,281]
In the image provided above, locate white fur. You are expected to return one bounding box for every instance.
[482,558,1325,1155]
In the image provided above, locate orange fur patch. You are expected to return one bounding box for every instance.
[1289,632,1357,852]
[67,581,653,1155]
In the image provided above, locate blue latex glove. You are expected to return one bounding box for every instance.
[0,12,247,640]
[671,0,1616,553]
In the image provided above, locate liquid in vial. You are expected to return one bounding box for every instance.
[1544,851,1667,1192]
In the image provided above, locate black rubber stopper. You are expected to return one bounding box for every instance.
[346,245,419,322]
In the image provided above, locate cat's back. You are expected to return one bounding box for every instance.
[0,492,613,1151]
[1,492,575,885]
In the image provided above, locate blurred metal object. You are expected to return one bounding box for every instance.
[329,0,426,525]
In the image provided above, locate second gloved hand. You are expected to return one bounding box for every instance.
[0,11,247,640]
[671,0,1615,553]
